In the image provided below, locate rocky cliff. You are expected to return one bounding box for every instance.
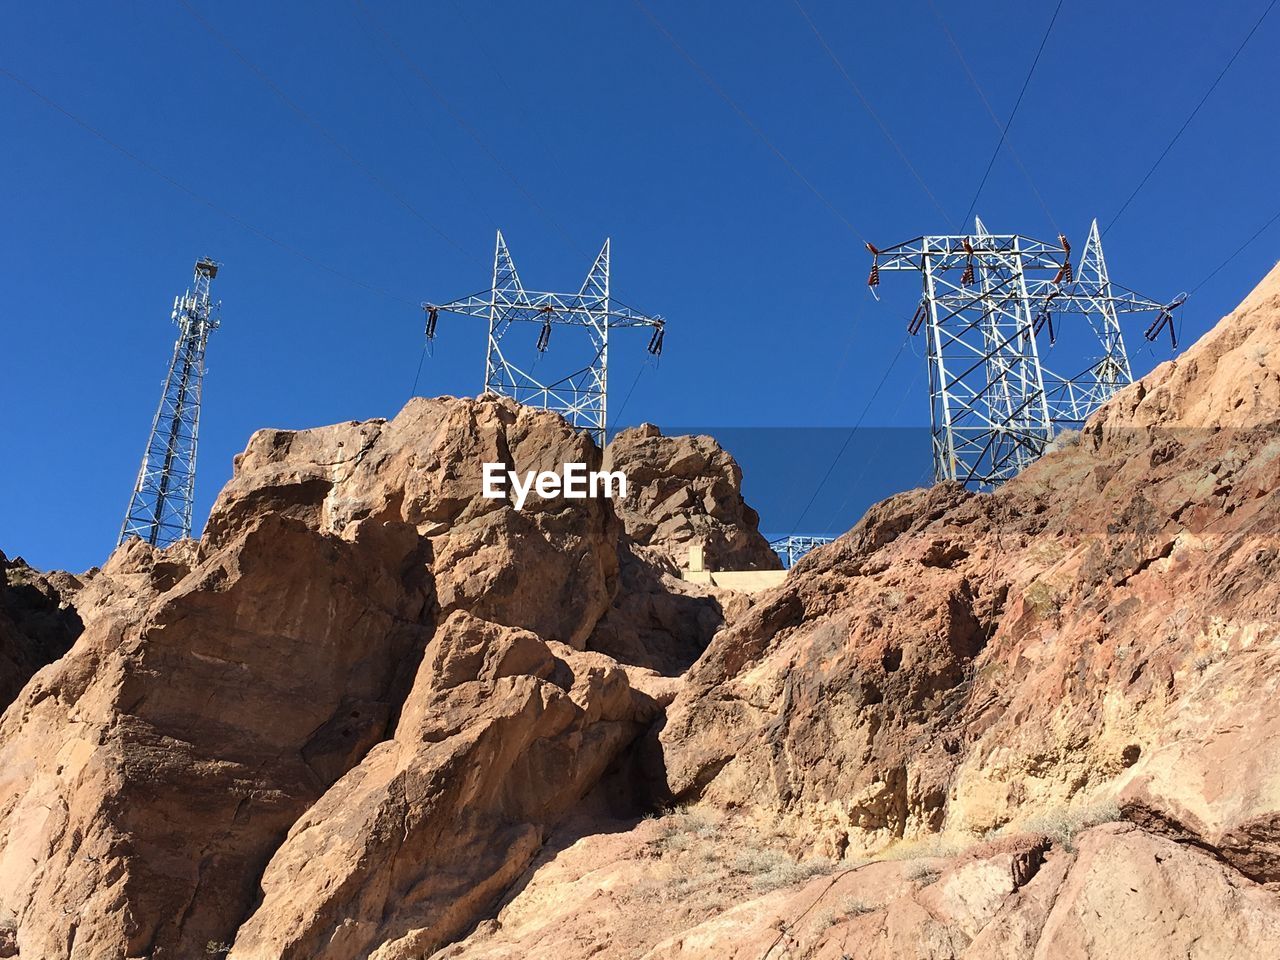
[0,263,1278,959]
[0,550,83,709]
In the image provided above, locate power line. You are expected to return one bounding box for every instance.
[611,359,655,431]
[632,0,868,244]
[351,0,587,260]
[788,333,910,535]
[791,0,956,229]
[823,360,922,532]
[1190,204,1280,295]
[346,2,502,236]
[927,0,1060,233]
[177,0,480,265]
[1105,0,1278,236]
[447,0,581,225]
[0,65,419,308]
[958,0,1065,228]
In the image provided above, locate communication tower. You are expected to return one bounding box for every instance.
[118,258,221,548]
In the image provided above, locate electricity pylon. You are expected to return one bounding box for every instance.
[770,535,834,568]
[118,258,221,548]
[868,219,1182,488]
[425,231,665,447]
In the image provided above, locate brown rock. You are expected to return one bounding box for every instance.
[0,513,433,958]
[606,426,780,573]
[655,263,1280,875]
[210,396,621,647]
[0,549,84,708]
[227,613,657,960]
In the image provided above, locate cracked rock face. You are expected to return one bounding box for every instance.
[1,262,1280,959]
[0,395,768,959]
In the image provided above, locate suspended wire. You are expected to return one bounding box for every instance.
[447,0,580,223]
[612,360,653,431]
[822,361,922,532]
[1190,205,1280,295]
[790,0,956,230]
[351,0,586,260]
[408,338,429,400]
[176,0,481,265]
[788,333,911,535]
[927,0,1061,234]
[632,0,868,244]
[0,65,420,309]
[957,0,1065,229]
[1104,0,1278,237]
[346,2,502,236]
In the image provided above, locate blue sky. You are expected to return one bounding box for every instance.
[3,0,1278,571]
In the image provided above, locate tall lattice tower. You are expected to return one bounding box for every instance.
[118,258,221,548]
[868,219,1181,488]
[425,231,665,447]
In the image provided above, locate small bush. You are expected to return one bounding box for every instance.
[205,943,232,957]
[816,896,876,930]
[731,848,836,892]
[880,834,970,862]
[906,862,941,886]
[1021,801,1122,852]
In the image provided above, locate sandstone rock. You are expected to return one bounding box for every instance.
[0,550,84,709]
[606,425,780,573]
[227,611,658,960]
[0,513,433,958]
[209,396,620,648]
[657,262,1280,870]
[1030,824,1280,959]
[0,394,777,958]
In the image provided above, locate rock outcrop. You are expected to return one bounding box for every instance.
[0,550,84,709]
[607,424,780,573]
[439,262,1280,958]
[0,396,769,958]
[656,261,1280,870]
[1,261,1278,959]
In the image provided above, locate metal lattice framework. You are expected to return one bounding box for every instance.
[119,258,221,548]
[770,535,834,568]
[425,231,665,447]
[869,218,1182,488]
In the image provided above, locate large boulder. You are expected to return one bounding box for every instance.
[227,611,660,960]
[606,425,780,573]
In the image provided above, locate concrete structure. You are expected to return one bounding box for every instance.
[681,544,787,593]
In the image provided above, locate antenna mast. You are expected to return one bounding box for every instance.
[118,258,221,548]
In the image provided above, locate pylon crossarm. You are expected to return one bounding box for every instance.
[875,235,1066,272]
[429,293,662,330]
[424,231,666,447]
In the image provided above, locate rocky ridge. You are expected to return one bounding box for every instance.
[0,263,1276,958]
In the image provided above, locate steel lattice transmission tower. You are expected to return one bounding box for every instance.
[118,258,221,548]
[868,218,1182,488]
[425,231,665,447]
[770,535,834,569]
